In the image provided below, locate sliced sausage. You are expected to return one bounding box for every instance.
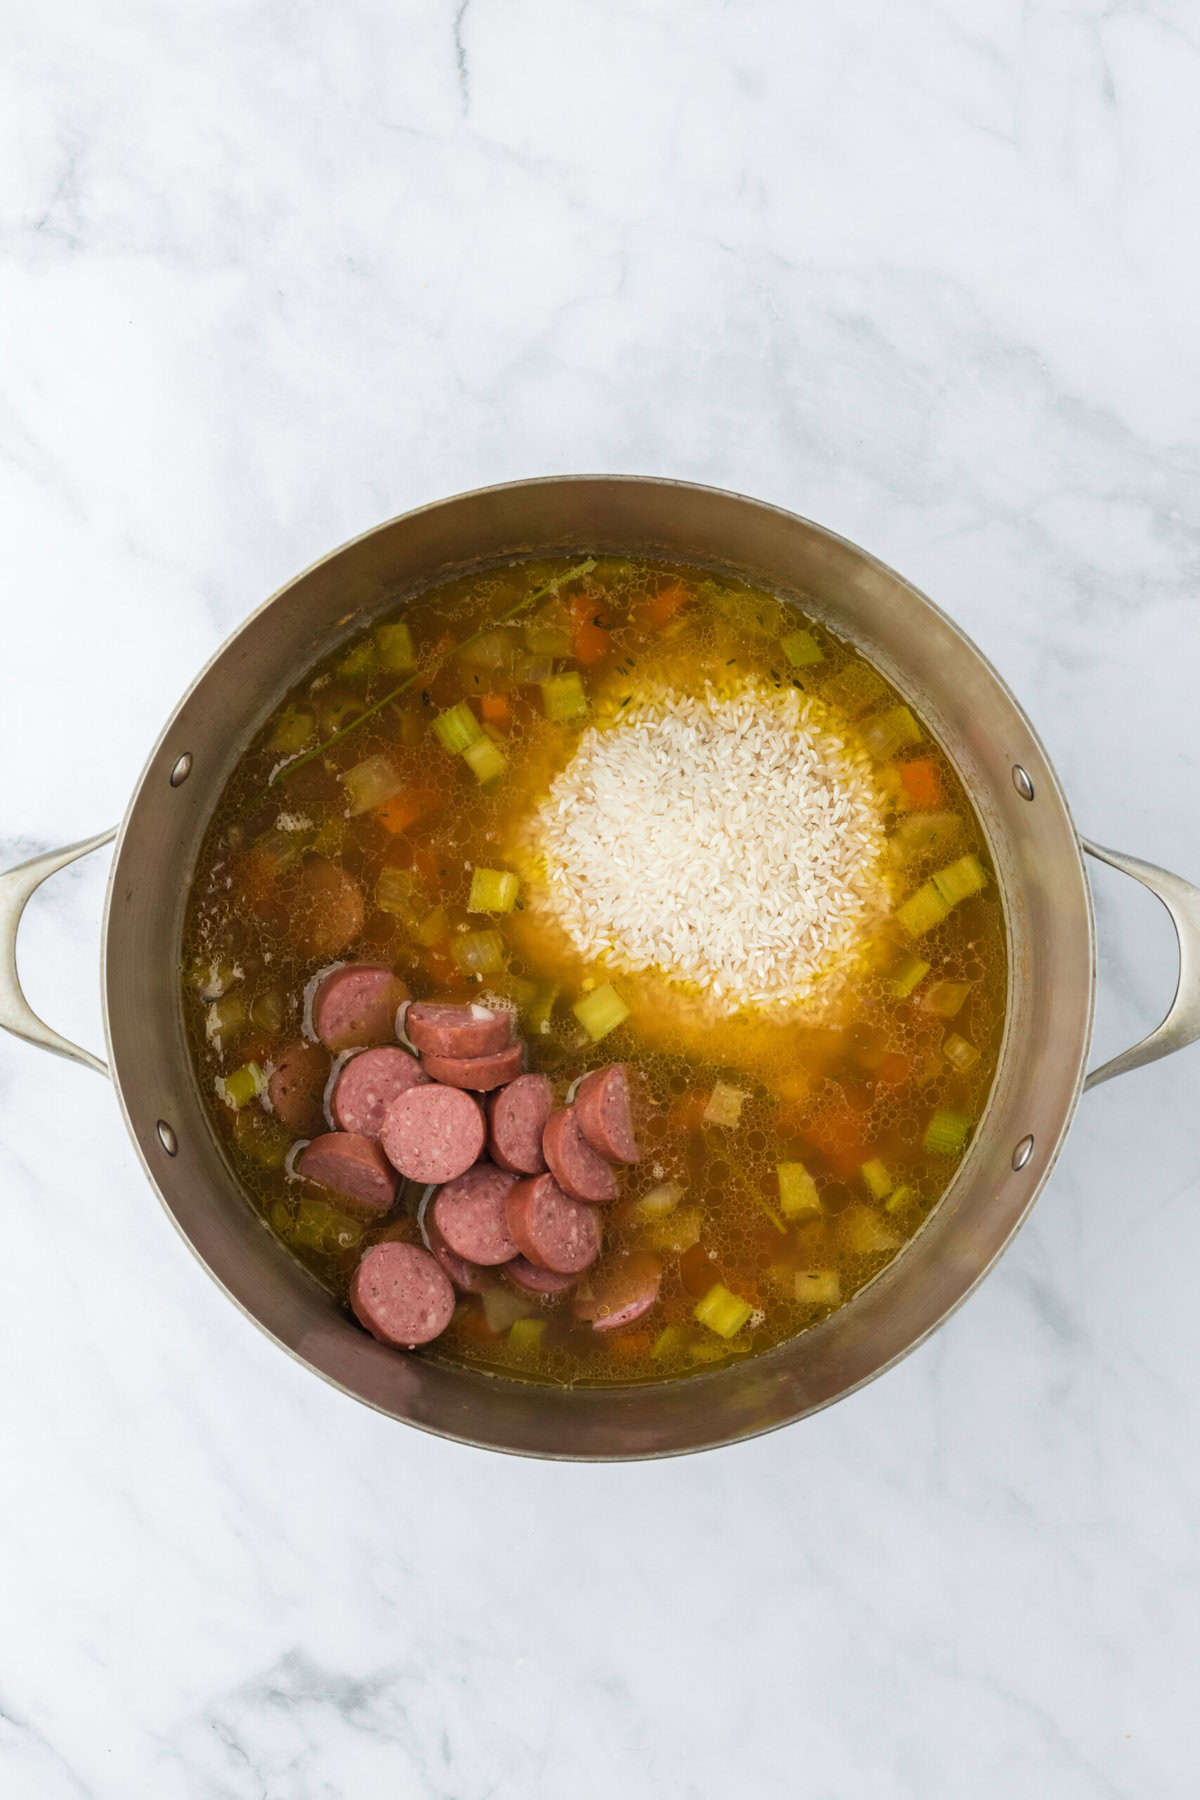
[505,1256,577,1296]
[574,1250,662,1331]
[297,1132,397,1214]
[487,1073,553,1175]
[422,1043,524,1092]
[424,1215,492,1294]
[542,1107,617,1204]
[505,1173,602,1275]
[574,1064,639,1164]
[431,1164,518,1266]
[267,1040,330,1136]
[350,1241,455,1346]
[312,964,407,1051]
[292,856,364,958]
[406,1001,513,1058]
[330,1046,428,1137]
[379,1083,486,1184]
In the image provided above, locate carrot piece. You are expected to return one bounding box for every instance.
[898,758,943,809]
[570,592,611,665]
[639,581,689,630]
[610,1330,653,1361]
[875,1051,911,1087]
[479,692,512,728]
[801,1092,872,1180]
[375,788,440,835]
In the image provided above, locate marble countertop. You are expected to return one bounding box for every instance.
[3,4,1199,1795]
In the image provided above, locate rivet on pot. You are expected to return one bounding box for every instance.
[169,752,193,788]
[1011,1134,1034,1171]
[1012,765,1035,801]
[156,1120,179,1156]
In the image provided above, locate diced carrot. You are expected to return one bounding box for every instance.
[639,581,689,630]
[454,1305,499,1345]
[375,790,429,834]
[479,692,512,728]
[570,592,611,665]
[610,1331,653,1361]
[801,1091,872,1180]
[874,1051,912,1088]
[898,758,943,809]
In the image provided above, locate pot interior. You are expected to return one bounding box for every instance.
[102,478,1094,1457]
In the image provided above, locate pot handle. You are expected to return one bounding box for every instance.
[0,828,117,1077]
[1082,838,1200,1091]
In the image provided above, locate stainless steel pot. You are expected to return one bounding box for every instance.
[3,477,1198,1459]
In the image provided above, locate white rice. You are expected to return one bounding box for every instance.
[521,680,890,1012]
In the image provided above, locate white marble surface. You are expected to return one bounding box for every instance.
[2,3,1199,1794]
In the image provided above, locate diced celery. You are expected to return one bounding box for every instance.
[457,629,512,670]
[651,1324,689,1360]
[338,640,377,681]
[573,982,629,1042]
[206,990,247,1046]
[921,979,971,1019]
[218,1060,264,1110]
[931,853,988,906]
[884,1183,917,1215]
[924,1107,971,1156]
[943,1033,980,1073]
[795,1269,841,1307]
[189,956,236,999]
[636,1182,683,1217]
[268,1199,292,1234]
[841,1205,901,1255]
[250,988,285,1034]
[646,1206,703,1253]
[451,929,506,976]
[461,735,507,785]
[781,627,824,668]
[375,620,416,672]
[291,1199,363,1254]
[235,1109,292,1169]
[467,867,519,913]
[522,981,559,1037]
[397,708,423,746]
[268,707,316,754]
[694,1283,753,1339]
[888,812,964,866]
[777,1161,820,1218]
[512,652,554,687]
[432,701,482,754]
[483,1286,533,1333]
[376,864,420,917]
[896,881,951,937]
[508,1317,547,1352]
[311,816,346,859]
[541,671,588,722]
[753,1190,788,1234]
[341,752,404,817]
[524,623,573,657]
[861,1158,893,1201]
[414,905,449,947]
[861,705,922,762]
[821,661,888,718]
[316,690,363,736]
[703,1082,746,1128]
[889,954,931,998]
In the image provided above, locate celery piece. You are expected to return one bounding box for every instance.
[524,623,573,658]
[841,1205,902,1255]
[375,620,416,673]
[795,1269,841,1308]
[206,990,247,1046]
[651,1324,689,1361]
[820,661,887,717]
[884,1183,917,1215]
[461,735,507,785]
[508,1317,547,1352]
[522,980,559,1037]
[753,1191,788,1234]
[341,752,404,817]
[269,707,316,754]
[290,1199,360,1254]
[316,690,363,737]
[889,955,931,998]
[397,707,423,746]
[694,1283,753,1339]
[338,640,378,681]
[781,627,824,668]
[888,811,964,866]
[376,864,420,918]
[636,1182,684,1217]
[777,1161,821,1218]
[703,1082,746,1128]
[188,956,237,999]
[861,705,922,762]
[921,979,971,1019]
[924,1107,971,1156]
[573,982,629,1042]
[218,1060,264,1110]
[861,1158,894,1201]
[451,929,506,977]
[647,1206,703,1253]
[249,987,285,1034]
[414,905,449,948]
[541,671,588,722]
[311,816,346,859]
[483,1286,533,1333]
[943,1033,980,1073]
[467,867,519,913]
[235,1109,292,1170]
[457,629,512,671]
[513,652,554,687]
[432,701,482,754]
[267,1199,292,1234]
[931,853,988,906]
[896,881,951,937]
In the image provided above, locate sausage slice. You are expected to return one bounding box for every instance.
[406,1001,512,1058]
[505,1173,602,1275]
[543,1107,618,1204]
[421,1043,524,1092]
[574,1250,662,1331]
[487,1073,553,1174]
[424,1215,493,1294]
[379,1083,486,1184]
[350,1242,455,1346]
[267,1040,331,1136]
[505,1256,577,1296]
[293,857,364,958]
[431,1164,518,1266]
[574,1064,639,1164]
[297,1132,397,1214]
[330,1046,428,1138]
[312,964,407,1051]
